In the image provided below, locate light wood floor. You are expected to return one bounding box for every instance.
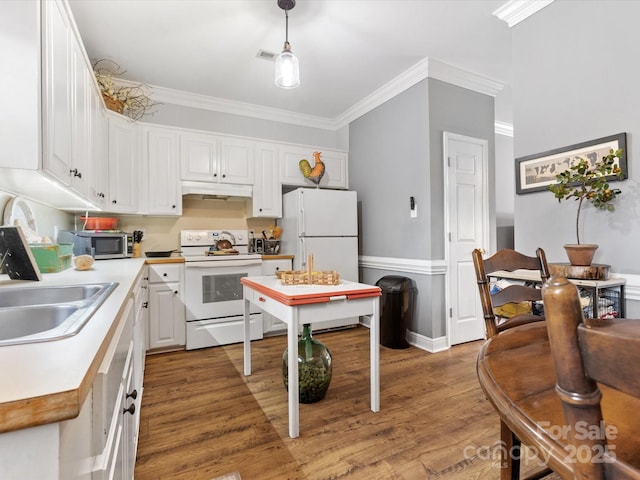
[135,326,551,479]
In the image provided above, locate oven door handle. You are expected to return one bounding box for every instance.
[185,260,262,268]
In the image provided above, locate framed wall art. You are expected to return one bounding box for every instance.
[515,132,627,194]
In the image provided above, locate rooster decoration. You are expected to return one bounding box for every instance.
[299,151,325,186]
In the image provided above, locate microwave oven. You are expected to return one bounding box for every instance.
[58,230,133,260]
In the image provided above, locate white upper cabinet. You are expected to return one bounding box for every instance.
[180,131,219,181]
[42,0,73,184]
[280,146,348,189]
[89,100,109,208]
[180,132,253,185]
[250,142,282,218]
[316,149,348,189]
[108,114,139,213]
[0,0,39,170]
[220,137,254,184]
[142,126,181,215]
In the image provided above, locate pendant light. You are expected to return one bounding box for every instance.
[275,0,300,89]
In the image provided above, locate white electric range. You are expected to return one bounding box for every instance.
[180,229,263,349]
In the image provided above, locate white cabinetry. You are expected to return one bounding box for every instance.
[92,296,137,480]
[220,136,254,184]
[0,0,40,169]
[180,132,253,185]
[261,258,292,335]
[148,264,186,350]
[108,114,140,213]
[42,0,73,185]
[249,142,282,218]
[280,146,348,189]
[42,0,107,199]
[89,107,109,208]
[0,0,108,211]
[141,126,181,215]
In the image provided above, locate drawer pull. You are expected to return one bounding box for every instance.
[123,404,136,415]
[258,296,266,302]
[142,302,149,308]
[126,389,138,400]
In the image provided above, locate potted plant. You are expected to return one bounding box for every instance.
[548,148,624,266]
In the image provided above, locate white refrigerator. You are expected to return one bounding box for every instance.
[280,188,359,329]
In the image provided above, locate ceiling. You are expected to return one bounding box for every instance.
[68,0,513,126]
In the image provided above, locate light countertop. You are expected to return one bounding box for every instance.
[0,258,146,433]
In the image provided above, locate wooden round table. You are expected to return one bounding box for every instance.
[476,322,640,479]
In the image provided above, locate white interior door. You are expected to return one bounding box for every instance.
[444,132,489,345]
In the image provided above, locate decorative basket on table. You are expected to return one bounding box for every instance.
[279,270,340,285]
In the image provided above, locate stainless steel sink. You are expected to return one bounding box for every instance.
[0,284,106,308]
[0,305,80,341]
[0,282,118,346]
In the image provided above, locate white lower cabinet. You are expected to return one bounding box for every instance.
[261,258,292,335]
[148,264,186,349]
[92,296,136,480]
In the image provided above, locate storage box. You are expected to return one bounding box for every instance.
[29,243,73,273]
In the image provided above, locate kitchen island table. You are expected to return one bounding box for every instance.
[241,276,381,438]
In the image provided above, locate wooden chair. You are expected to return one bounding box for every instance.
[472,248,550,339]
[543,275,640,479]
[473,248,552,480]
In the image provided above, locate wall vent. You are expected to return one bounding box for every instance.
[256,49,276,62]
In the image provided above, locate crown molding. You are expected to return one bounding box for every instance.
[117,59,504,133]
[335,58,504,128]
[493,0,555,28]
[141,82,337,131]
[333,59,430,129]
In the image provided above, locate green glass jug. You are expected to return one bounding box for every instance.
[282,324,332,403]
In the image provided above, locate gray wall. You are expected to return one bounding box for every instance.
[513,1,640,274]
[495,133,514,249]
[349,78,495,340]
[350,80,430,260]
[428,78,496,258]
[513,1,640,318]
[145,103,348,150]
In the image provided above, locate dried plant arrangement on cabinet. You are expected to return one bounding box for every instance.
[93,59,160,121]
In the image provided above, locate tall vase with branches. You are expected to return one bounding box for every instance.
[548,148,624,265]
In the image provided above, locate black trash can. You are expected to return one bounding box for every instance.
[375,276,416,349]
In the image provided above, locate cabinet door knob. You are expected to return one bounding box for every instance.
[174,290,178,295]
[69,168,82,178]
[172,205,176,209]
[123,404,136,415]
[142,301,148,308]
[163,273,167,277]
[126,389,138,400]
[112,199,117,204]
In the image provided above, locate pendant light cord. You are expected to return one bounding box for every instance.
[285,9,289,44]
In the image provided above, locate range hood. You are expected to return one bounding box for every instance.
[181,181,253,199]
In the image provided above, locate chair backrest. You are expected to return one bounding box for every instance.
[472,248,550,338]
[542,276,640,479]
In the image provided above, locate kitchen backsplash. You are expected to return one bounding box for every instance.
[116,197,274,254]
[1,190,274,254]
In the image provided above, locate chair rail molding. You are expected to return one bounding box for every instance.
[613,273,640,302]
[359,255,447,276]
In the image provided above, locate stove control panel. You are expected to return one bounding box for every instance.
[180,230,248,247]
